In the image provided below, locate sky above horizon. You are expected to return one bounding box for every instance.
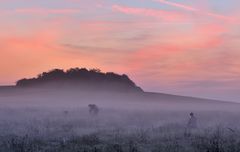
[1,0,240,101]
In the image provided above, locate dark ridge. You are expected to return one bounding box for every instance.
[16,68,143,92]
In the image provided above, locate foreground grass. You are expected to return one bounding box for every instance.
[0,108,240,152]
[1,125,240,152]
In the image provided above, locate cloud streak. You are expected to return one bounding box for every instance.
[112,5,188,22]
[154,0,198,11]
[153,0,236,22]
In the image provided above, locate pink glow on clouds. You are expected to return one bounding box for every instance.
[0,0,240,100]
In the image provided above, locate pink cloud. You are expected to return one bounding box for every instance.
[0,32,102,84]
[15,8,81,15]
[122,22,231,85]
[112,5,189,22]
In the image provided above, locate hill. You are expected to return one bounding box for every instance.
[16,68,143,92]
[0,68,236,109]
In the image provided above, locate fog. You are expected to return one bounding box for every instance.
[0,88,240,151]
[0,87,239,110]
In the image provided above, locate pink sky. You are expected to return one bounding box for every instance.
[1,0,240,101]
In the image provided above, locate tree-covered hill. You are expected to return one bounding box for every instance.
[16,68,143,92]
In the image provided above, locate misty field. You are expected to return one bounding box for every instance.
[0,106,240,152]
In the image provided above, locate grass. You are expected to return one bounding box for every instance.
[0,107,240,152]
[2,126,240,152]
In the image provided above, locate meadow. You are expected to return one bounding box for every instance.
[0,105,240,152]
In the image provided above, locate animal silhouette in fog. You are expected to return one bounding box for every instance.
[185,112,198,137]
[187,112,197,129]
[64,110,69,115]
[88,104,99,116]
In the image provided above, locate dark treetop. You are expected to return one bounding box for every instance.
[16,68,143,92]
